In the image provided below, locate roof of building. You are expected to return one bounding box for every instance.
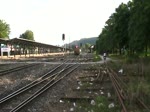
[0,38,63,49]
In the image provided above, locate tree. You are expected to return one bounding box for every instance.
[128,0,150,56]
[19,30,34,41]
[19,30,35,55]
[0,20,10,39]
[113,3,130,55]
[96,3,130,55]
[82,43,91,52]
[96,0,150,56]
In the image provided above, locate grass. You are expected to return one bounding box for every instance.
[109,53,150,64]
[93,52,102,62]
[108,54,125,60]
[107,56,150,110]
[76,96,119,112]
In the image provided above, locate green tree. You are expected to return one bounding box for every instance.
[96,0,150,57]
[0,20,10,39]
[105,14,117,53]
[96,3,130,55]
[128,0,150,56]
[19,30,34,41]
[113,3,130,55]
[81,43,91,52]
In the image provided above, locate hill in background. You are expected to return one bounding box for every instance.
[66,37,97,48]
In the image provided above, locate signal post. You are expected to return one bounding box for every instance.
[62,34,65,56]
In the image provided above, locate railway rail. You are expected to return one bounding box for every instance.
[0,64,8,67]
[0,63,39,76]
[0,59,80,112]
[107,66,150,112]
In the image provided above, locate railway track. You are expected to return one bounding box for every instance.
[0,64,8,67]
[107,66,150,112]
[0,60,80,112]
[107,68,127,112]
[0,63,39,76]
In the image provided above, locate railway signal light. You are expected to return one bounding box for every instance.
[62,34,65,41]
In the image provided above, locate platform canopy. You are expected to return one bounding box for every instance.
[0,38,8,44]
[0,37,72,52]
[6,38,62,49]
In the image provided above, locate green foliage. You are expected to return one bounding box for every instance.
[76,96,119,112]
[124,54,139,64]
[81,43,91,52]
[19,30,34,41]
[96,3,130,55]
[109,54,125,62]
[0,20,10,39]
[107,60,124,72]
[107,57,150,110]
[93,54,101,62]
[85,43,91,49]
[114,3,130,54]
[141,57,150,65]
[127,78,150,108]
[96,0,150,57]
[128,0,150,54]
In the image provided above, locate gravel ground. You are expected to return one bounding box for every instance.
[0,54,106,112]
[0,63,27,71]
[16,64,106,112]
[0,63,57,99]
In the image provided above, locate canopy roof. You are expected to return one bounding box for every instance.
[0,38,63,49]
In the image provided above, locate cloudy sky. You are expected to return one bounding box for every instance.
[0,0,130,46]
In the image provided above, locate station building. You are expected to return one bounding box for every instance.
[0,38,67,59]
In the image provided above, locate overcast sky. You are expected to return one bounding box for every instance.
[0,0,130,46]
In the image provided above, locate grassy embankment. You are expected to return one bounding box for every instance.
[93,51,102,62]
[108,54,150,111]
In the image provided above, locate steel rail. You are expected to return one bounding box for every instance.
[110,73,126,100]
[109,68,127,88]
[0,63,39,75]
[0,61,68,104]
[137,98,150,111]
[0,64,8,67]
[109,67,150,111]
[108,68,124,90]
[108,67,127,99]
[109,68,150,112]
[10,64,79,112]
[109,72,127,112]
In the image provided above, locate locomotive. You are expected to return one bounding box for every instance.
[74,46,80,55]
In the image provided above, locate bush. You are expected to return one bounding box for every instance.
[93,54,101,62]
[124,54,139,64]
[109,54,125,60]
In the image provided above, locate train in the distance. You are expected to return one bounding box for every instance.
[74,46,80,55]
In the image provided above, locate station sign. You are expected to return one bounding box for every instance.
[1,47,10,52]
